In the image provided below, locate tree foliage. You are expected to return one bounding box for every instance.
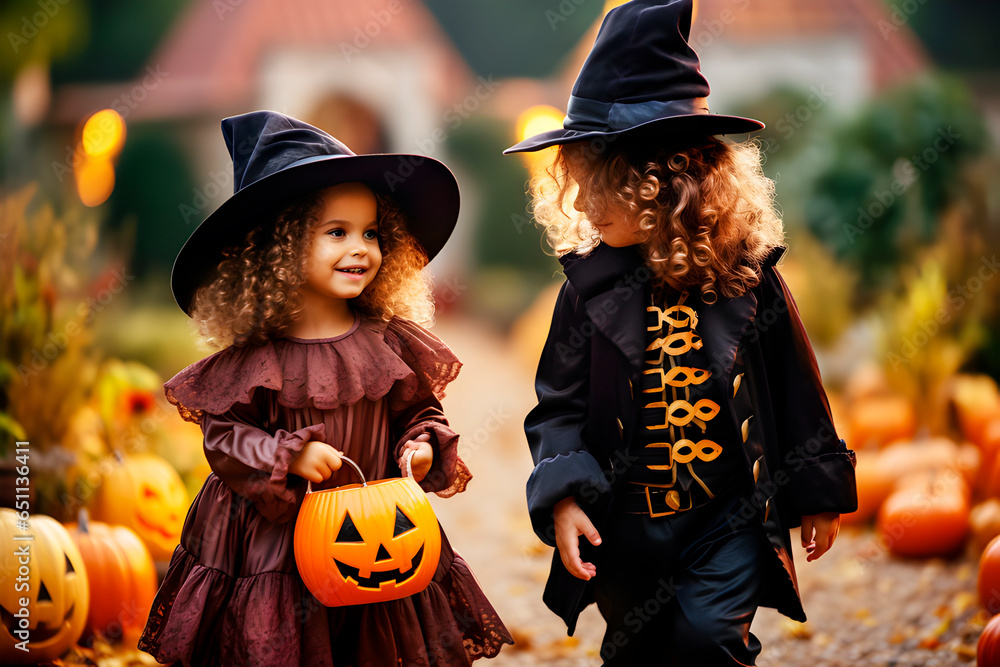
[802,75,990,301]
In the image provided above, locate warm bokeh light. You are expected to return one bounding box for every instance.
[516,104,564,144]
[515,105,564,175]
[12,63,50,127]
[602,0,631,15]
[600,0,691,20]
[75,156,116,207]
[74,109,126,206]
[81,109,126,159]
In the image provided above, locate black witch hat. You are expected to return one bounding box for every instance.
[504,0,763,154]
[171,111,459,314]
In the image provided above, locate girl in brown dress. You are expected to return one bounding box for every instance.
[139,111,512,666]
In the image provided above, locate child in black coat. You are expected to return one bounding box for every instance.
[505,2,857,664]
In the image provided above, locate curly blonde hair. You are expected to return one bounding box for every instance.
[191,191,434,349]
[530,137,785,303]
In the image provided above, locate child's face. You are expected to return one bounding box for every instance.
[565,152,644,248]
[301,182,381,303]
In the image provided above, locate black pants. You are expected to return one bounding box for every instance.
[594,489,768,666]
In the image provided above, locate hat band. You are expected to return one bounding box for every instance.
[564,96,710,133]
[285,153,354,170]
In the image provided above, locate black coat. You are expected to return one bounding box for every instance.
[524,243,858,634]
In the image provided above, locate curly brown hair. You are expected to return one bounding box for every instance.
[530,137,785,303]
[191,190,433,349]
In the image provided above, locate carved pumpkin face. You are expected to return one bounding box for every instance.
[0,509,90,663]
[92,453,188,560]
[294,477,441,606]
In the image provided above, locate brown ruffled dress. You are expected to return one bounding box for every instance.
[138,316,513,666]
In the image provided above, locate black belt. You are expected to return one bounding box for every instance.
[618,486,698,517]
[618,474,737,517]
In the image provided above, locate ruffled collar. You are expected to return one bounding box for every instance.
[165,317,460,424]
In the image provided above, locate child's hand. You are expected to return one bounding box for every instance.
[553,496,602,581]
[289,440,343,483]
[801,512,841,562]
[400,433,433,482]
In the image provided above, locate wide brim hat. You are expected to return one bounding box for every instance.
[504,0,764,154]
[171,111,459,315]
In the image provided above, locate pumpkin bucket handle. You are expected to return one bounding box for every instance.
[305,455,366,494]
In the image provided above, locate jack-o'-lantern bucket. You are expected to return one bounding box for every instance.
[294,456,441,607]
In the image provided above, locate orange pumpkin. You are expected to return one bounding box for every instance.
[0,509,90,663]
[91,452,188,560]
[66,510,157,644]
[294,458,441,607]
[875,437,977,492]
[840,449,895,525]
[980,535,1000,615]
[876,473,970,558]
[971,500,1000,554]
[847,395,916,448]
[952,374,1000,447]
[978,613,1000,665]
[979,418,1000,498]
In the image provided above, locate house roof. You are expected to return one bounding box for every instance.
[53,0,472,123]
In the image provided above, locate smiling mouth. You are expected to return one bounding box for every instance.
[334,545,424,589]
[1,603,75,643]
[337,268,366,274]
[137,515,179,541]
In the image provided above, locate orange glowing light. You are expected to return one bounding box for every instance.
[516,105,564,145]
[81,109,126,159]
[75,157,116,208]
[75,109,125,207]
[601,0,689,20]
[515,105,565,175]
[602,0,631,15]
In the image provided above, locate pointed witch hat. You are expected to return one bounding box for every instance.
[171,111,459,314]
[504,0,763,154]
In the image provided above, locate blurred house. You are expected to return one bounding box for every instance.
[55,0,473,148]
[687,0,928,113]
[51,0,476,276]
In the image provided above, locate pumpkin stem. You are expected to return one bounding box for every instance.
[79,507,90,534]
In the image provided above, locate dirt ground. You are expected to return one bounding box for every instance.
[430,317,986,667]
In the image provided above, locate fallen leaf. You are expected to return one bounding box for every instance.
[781,619,812,639]
[952,591,976,616]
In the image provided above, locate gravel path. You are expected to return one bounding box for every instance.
[431,317,986,667]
